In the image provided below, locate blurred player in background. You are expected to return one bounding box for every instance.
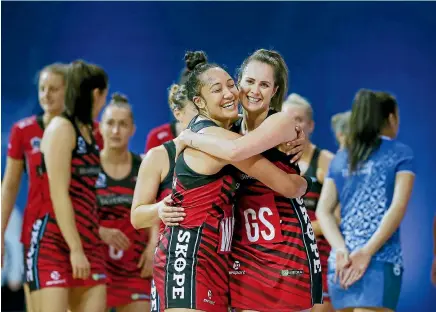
[282,94,335,312]
[97,92,153,312]
[317,89,415,312]
[1,63,67,312]
[331,111,351,150]
[1,62,104,312]
[28,60,108,312]
[143,67,192,152]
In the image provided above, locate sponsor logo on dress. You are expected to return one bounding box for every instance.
[229,260,246,275]
[295,197,322,275]
[131,293,150,300]
[95,172,106,188]
[280,269,304,277]
[46,270,67,286]
[92,273,107,281]
[171,229,191,300]
[26,219,43,282]
[203,289,215,305]
[77,137,87,154]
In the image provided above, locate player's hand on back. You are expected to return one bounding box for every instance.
[175,129,194,159]
[158,194,186,226]
[278,126,306,163]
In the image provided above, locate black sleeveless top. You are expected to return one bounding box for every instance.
[303,147,323,213]
[156,140,176,201]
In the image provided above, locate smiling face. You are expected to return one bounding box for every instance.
[239,60,278,115]
[193,67,239,124]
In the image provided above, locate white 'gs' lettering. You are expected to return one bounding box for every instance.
[296,197,321,274]
[172,230,191,300]
[244,207,275,243]
[26,219,43,282]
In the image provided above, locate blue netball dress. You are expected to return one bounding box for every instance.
[326,137,415,310]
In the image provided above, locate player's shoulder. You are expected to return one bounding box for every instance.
[319,148,335,162]
[382,138,414,158]
[328,148,347,174]
[13,115,38,130]
[143,144,169,163]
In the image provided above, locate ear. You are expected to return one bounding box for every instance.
[388,112,396,126]
[308,120,315,134]
[193,96,206,110]
[131,124,137,137]
[272,85,279,98]
[172,108,183,122]
[92,88,101,101]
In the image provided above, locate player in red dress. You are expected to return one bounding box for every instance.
[283,94,336,312]
[151,51,309,312]
[95,93,152,311]
[27,60,108,312]
[131,83,198,312]
[176,49,323,312]
[1,63,104,312]
[1,63,68,312]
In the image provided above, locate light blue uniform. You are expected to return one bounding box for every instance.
[326,137,415,310]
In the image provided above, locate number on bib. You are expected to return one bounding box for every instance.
[109,245,124,260]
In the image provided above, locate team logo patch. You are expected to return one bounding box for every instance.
[77,137,87,154]
[96,172,107,188]
[166,226,202,309]
[30,137,41,151]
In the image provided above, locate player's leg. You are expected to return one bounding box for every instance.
[69,284,107,312]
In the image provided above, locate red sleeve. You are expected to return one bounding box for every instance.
[145,130,161,153]
[7,123,24,160]
[93,121,104,150]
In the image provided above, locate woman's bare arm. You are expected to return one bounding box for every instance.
[42,117,83,252]
[131,147,184,229]
[180,111,299,162]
